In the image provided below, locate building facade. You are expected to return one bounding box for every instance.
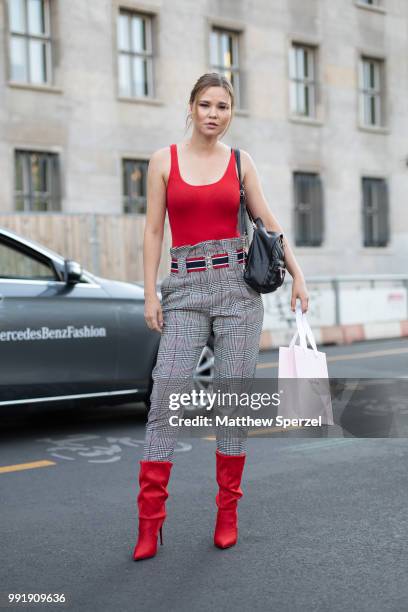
[0,0,407,275]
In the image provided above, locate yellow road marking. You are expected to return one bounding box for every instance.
[257,345,408,369]
[0,460,56,474]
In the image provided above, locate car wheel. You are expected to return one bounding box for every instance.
[144,342,215,411]
[193,344,214,384]
[190,343,215,410]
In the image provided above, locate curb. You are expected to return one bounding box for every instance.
[260,319,408,350]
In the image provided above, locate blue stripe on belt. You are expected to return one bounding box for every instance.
[170,249,246,273]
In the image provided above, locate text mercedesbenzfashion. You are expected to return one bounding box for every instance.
[168,415,323,428]
[0,325,107,341]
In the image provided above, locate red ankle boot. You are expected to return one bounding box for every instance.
[133,460,173,561]
[213,450,246,549]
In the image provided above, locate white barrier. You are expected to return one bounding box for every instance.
[260,275,408,348]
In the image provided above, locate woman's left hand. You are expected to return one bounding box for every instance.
[291,275,309,313]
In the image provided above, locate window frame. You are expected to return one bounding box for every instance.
[288,43,317,118]
[362,177,390,247]
[358,56,384,127]
[209,26,241,108]
[14,149,61,212]
[117,8,154,99]
[293,171,324,247]
[7,0,53,85]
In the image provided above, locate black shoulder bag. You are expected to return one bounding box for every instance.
[233,148,286,294]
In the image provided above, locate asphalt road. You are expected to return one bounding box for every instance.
[1,337,407,612]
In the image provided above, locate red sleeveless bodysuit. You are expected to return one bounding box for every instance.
[166,143,241,247]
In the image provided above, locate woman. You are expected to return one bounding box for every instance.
[133,72,309,561]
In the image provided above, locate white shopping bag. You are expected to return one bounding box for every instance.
[278,303,334,425]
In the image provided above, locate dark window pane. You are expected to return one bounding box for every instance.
[369,62,375,88]
[15,153,24,191]
[14,150,60,212]
[304,50,309,78]
[122,159,148,213]
[362,178,389,246]
[304,85,309,115]
[32,196,48,211]
[15,196,25,211]
[31,153,41,191]
[294,173,323,246]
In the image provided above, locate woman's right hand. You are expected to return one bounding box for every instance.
[144,294,164,332]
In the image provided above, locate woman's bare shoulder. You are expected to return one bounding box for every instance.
[235,148,256,181]
[150,146,171,165]
[149,146,172,185]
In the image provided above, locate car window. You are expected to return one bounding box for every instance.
[0,241,57,281]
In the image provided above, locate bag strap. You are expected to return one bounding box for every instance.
[233,149,255,243]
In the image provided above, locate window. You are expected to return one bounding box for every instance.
[210,28,241,107]
[8,0,52,84]
[362,178,389,246]
[289,44,317,117]
[359,57,384,126]
[14,151,61,211]
[0,240,56,280]
[117,10,153,98]
[122,159,148,214]
[293,173,323,246]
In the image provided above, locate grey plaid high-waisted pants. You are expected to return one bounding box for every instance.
[142,236,264,461]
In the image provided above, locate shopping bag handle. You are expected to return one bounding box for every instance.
[289,303,319,356]
[301,309,319,354]
[288,307,304,348]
